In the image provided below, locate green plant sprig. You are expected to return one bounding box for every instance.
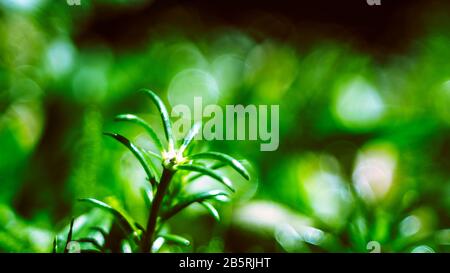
[56,89,250,253]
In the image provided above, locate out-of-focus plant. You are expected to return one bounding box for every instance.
[53,90,250,253]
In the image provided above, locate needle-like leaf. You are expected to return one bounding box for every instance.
[78,198,137,236]
[187,162,227,182]
[142,148,163,160]
[114,114,164,152]
[189,152,250,180]
[176,164,235,192]
[52,237,58,253]
[199,201,220,222]
[135,222,146,233]
[140,89,175,150]
[178,121,201,155]
[141,186,153,207]
[90,227,108,241]
[139,147,162,183]
[159,234,190,246]
[104,132,157,185]
[64,218,75,253]
[161,190,230,220]
[151,237,165,253]
[76,237,103,250]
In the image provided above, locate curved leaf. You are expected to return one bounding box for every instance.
[141,186,153,208]
[161,190,230,220]
[52,237,58,253]
[159,234,190,246]
[121,240,133,253]
[142,148,163,161]
[77,237,103,250]
[139,147,162,184]
[176,164,235,192]
[199,201,220,222]
[90,227,108,241]
[64,218,75,253]
[140,89,175,150]
[178,121,201,155]
[104,133,157,184]
[189,152,250,180]
[151,237,165,253]
[187,162,227,182]
[78,198,137,236]
[114,114,164,152]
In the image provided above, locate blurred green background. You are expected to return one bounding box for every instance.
[0,0,449,253]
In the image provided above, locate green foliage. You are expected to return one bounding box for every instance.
[1,0,449,253]
[54,90,249,253]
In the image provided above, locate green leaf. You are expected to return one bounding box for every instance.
[90,227,108,240]
[189,152,250,180]
[139,147,162,184]
[141,148,163,161]
[104,132,157,185]
[159,234,190,246]
[140,148,162,183]
[141,186,153,208]
[140,89,175,150]
[161,190,230,220]
[76,237,103,250]
[199,201,220,222]
[78,198,137,236]
[114,114,164,152]
[52,237,58,253]
[176,164,235,192]
[64,218,75,253]
[151,237,165,253]
[135,222,146,233]
[187,162,227,182]
[178,121,201,155]
[121,240,133,253]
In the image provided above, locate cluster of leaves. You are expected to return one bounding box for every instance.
[53,90,250,253]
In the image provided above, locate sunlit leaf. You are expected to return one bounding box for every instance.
[114,114,164,152]
[140,89,175,150]
[151,237,165,253]
[78,198,137,236]
[159,234,190,246]
[104,132,157,185]
[176,164,235,192]
[141,148,163,161]
[64,218,75,253]
[139,147,162,184]
[161,190,230,220]
[52,237,58,253]
[77,237,103,250]
[178,121,201,155]
[187,162,227,182]
[189,152,250,180]
[121,240,133,253]
[90,227,108,241]
[199,201,220,222]
[141,186,153,207]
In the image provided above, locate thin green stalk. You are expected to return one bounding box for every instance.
[141,168,174,252]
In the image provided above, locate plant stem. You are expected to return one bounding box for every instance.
[141,167,174,252]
